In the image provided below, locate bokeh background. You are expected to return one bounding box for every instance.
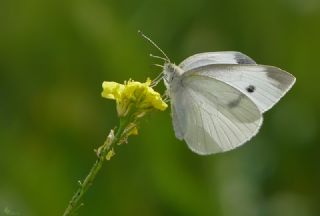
[1,0,319,215]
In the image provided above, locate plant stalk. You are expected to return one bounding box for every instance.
[62,119,128,216]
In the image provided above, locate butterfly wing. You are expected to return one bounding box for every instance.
[171,102,184,140]
[184,64,296,113]
[179,51,256,71]
[170,74,263,155]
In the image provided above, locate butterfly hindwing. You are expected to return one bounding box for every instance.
[170,74,263,154]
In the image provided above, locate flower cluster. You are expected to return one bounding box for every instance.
[102,78,167,120]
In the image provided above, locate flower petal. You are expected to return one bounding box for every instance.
[102,82,124,100]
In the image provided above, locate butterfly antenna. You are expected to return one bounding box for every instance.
[150,53,168,62]
[138,30,171,63]
[153,63,164,68]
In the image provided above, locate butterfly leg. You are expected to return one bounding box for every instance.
[162,90,170,102]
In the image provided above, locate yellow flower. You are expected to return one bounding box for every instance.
[102,78,167,118]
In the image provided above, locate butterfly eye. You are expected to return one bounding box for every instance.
[246,85,255,93]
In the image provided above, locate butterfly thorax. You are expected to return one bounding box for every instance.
[163,63,184,90]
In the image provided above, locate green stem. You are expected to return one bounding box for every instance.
[62,119,128,216]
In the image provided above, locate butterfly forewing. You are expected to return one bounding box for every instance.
[185,64,296,112]
[178,51,256,71]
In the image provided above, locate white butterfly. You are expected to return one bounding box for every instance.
[140,32,296,155]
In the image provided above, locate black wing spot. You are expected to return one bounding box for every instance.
[234,53,256,64]
[246,85,255,93]
[236,58,252,64]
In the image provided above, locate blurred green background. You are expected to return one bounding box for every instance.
[1,0,319,215]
